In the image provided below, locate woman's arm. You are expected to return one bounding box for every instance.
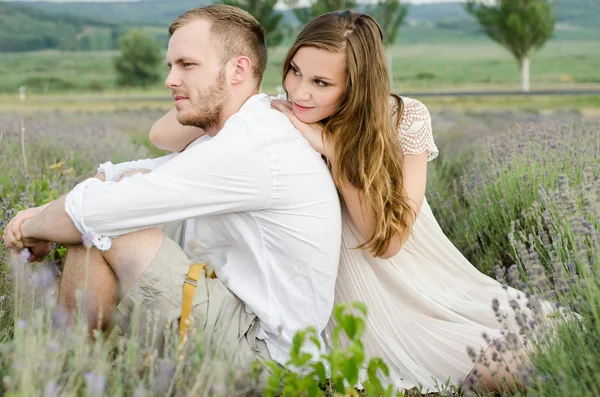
[149,107,206,152]
[271,98,429,258]
[338,152,428,259]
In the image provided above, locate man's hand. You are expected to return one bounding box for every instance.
[2,207,52,261]
[117,168,152,182]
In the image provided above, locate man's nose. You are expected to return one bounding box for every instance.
[165,69,181,89]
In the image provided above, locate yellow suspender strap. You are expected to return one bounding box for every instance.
[179,262,207,342]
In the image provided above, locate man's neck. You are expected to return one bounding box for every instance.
[205,88,259,137]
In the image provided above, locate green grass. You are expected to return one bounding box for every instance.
[1,39,599,96]
[389,40,600,91]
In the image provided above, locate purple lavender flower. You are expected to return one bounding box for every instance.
[84,372,106,396]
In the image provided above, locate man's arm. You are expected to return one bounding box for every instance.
[2,172,106,252]
[98,154,176,182]
[21,195,82,245]
[21,117,271,251]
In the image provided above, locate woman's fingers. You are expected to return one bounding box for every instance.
[271,100,293,113]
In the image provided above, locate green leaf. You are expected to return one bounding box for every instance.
[352,301,368,317]
[341,316,357,339]
[343,357,359,386]
[314,361,327,384]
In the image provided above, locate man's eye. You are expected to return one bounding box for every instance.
[183,63,193,67]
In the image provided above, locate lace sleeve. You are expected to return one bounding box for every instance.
[392,97,438,161]
[269,93,288,101]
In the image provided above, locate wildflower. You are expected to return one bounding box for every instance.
[18,249,31,264]
[84,372,106,396]
[494,339,503,352]
[47,339,60,353]
[491,297,500,313]
[133,387,148,397]
[466,346,478,363]
[211,384,228,395]
[45,381,59,397]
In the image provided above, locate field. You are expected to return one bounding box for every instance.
[1,39,599,96]
[1,0,599,392]
[0,103,598,395]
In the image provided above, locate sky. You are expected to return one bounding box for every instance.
[6,0,463,3]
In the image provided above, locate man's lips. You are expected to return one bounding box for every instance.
[173,95,189,103]
[293,102,314,112]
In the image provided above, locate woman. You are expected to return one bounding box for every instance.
[149,11,548,393]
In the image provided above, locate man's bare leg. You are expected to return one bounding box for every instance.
[58,244,118,331]
[58,227,165,331]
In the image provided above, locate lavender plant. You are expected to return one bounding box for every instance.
[428,118,599,275]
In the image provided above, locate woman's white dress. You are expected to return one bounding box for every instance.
[326,97,531,391]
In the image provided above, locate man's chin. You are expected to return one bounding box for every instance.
[175,112,195,126]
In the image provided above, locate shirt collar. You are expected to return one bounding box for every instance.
[238,93,270,114]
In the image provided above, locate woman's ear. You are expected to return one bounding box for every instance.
[231,56,252,85]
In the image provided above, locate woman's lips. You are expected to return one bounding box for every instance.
[293,102,314,113]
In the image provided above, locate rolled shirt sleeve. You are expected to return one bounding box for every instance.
[97,153,177,182]
[67,116,272,250]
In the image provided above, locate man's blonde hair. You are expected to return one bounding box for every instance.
[169,4,268,88]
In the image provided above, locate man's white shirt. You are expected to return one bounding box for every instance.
[65,94,342,366]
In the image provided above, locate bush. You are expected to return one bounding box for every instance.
[114,29,163,88]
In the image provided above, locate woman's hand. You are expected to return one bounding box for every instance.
[271,100,334,161]
[117,168,152,182]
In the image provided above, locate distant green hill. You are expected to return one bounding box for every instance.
[399,0,600,41]
[9,0,212,25]
[2,0,599,53]
[0,2,122,51]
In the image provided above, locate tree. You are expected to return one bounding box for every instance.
[284,0,357,25]
[222,0,285,47]
[113,29,163,88]
[366,0,408,85]
[465,0,556,92]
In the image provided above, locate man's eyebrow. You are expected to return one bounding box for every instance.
[290,61,333,81]
[166,58,199,66]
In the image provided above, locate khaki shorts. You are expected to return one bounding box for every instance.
[116,222,270,369]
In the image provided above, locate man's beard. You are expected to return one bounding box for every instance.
[178,68,230,132]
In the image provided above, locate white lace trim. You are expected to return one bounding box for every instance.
[391,96,438,161]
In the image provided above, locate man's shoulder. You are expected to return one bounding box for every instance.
[234,99,298,141]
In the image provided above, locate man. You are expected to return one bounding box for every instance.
[2,5,341,369]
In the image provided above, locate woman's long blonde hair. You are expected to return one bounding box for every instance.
[282,10,413,257]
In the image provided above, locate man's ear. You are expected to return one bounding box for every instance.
[231,56,252,85]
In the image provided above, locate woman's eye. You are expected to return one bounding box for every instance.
[183,63,193,67]
[291,67,301,76]
[315,80,328,87]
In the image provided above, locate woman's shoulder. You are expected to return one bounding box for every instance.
[388,95,438,161]
[388,95,430,121]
